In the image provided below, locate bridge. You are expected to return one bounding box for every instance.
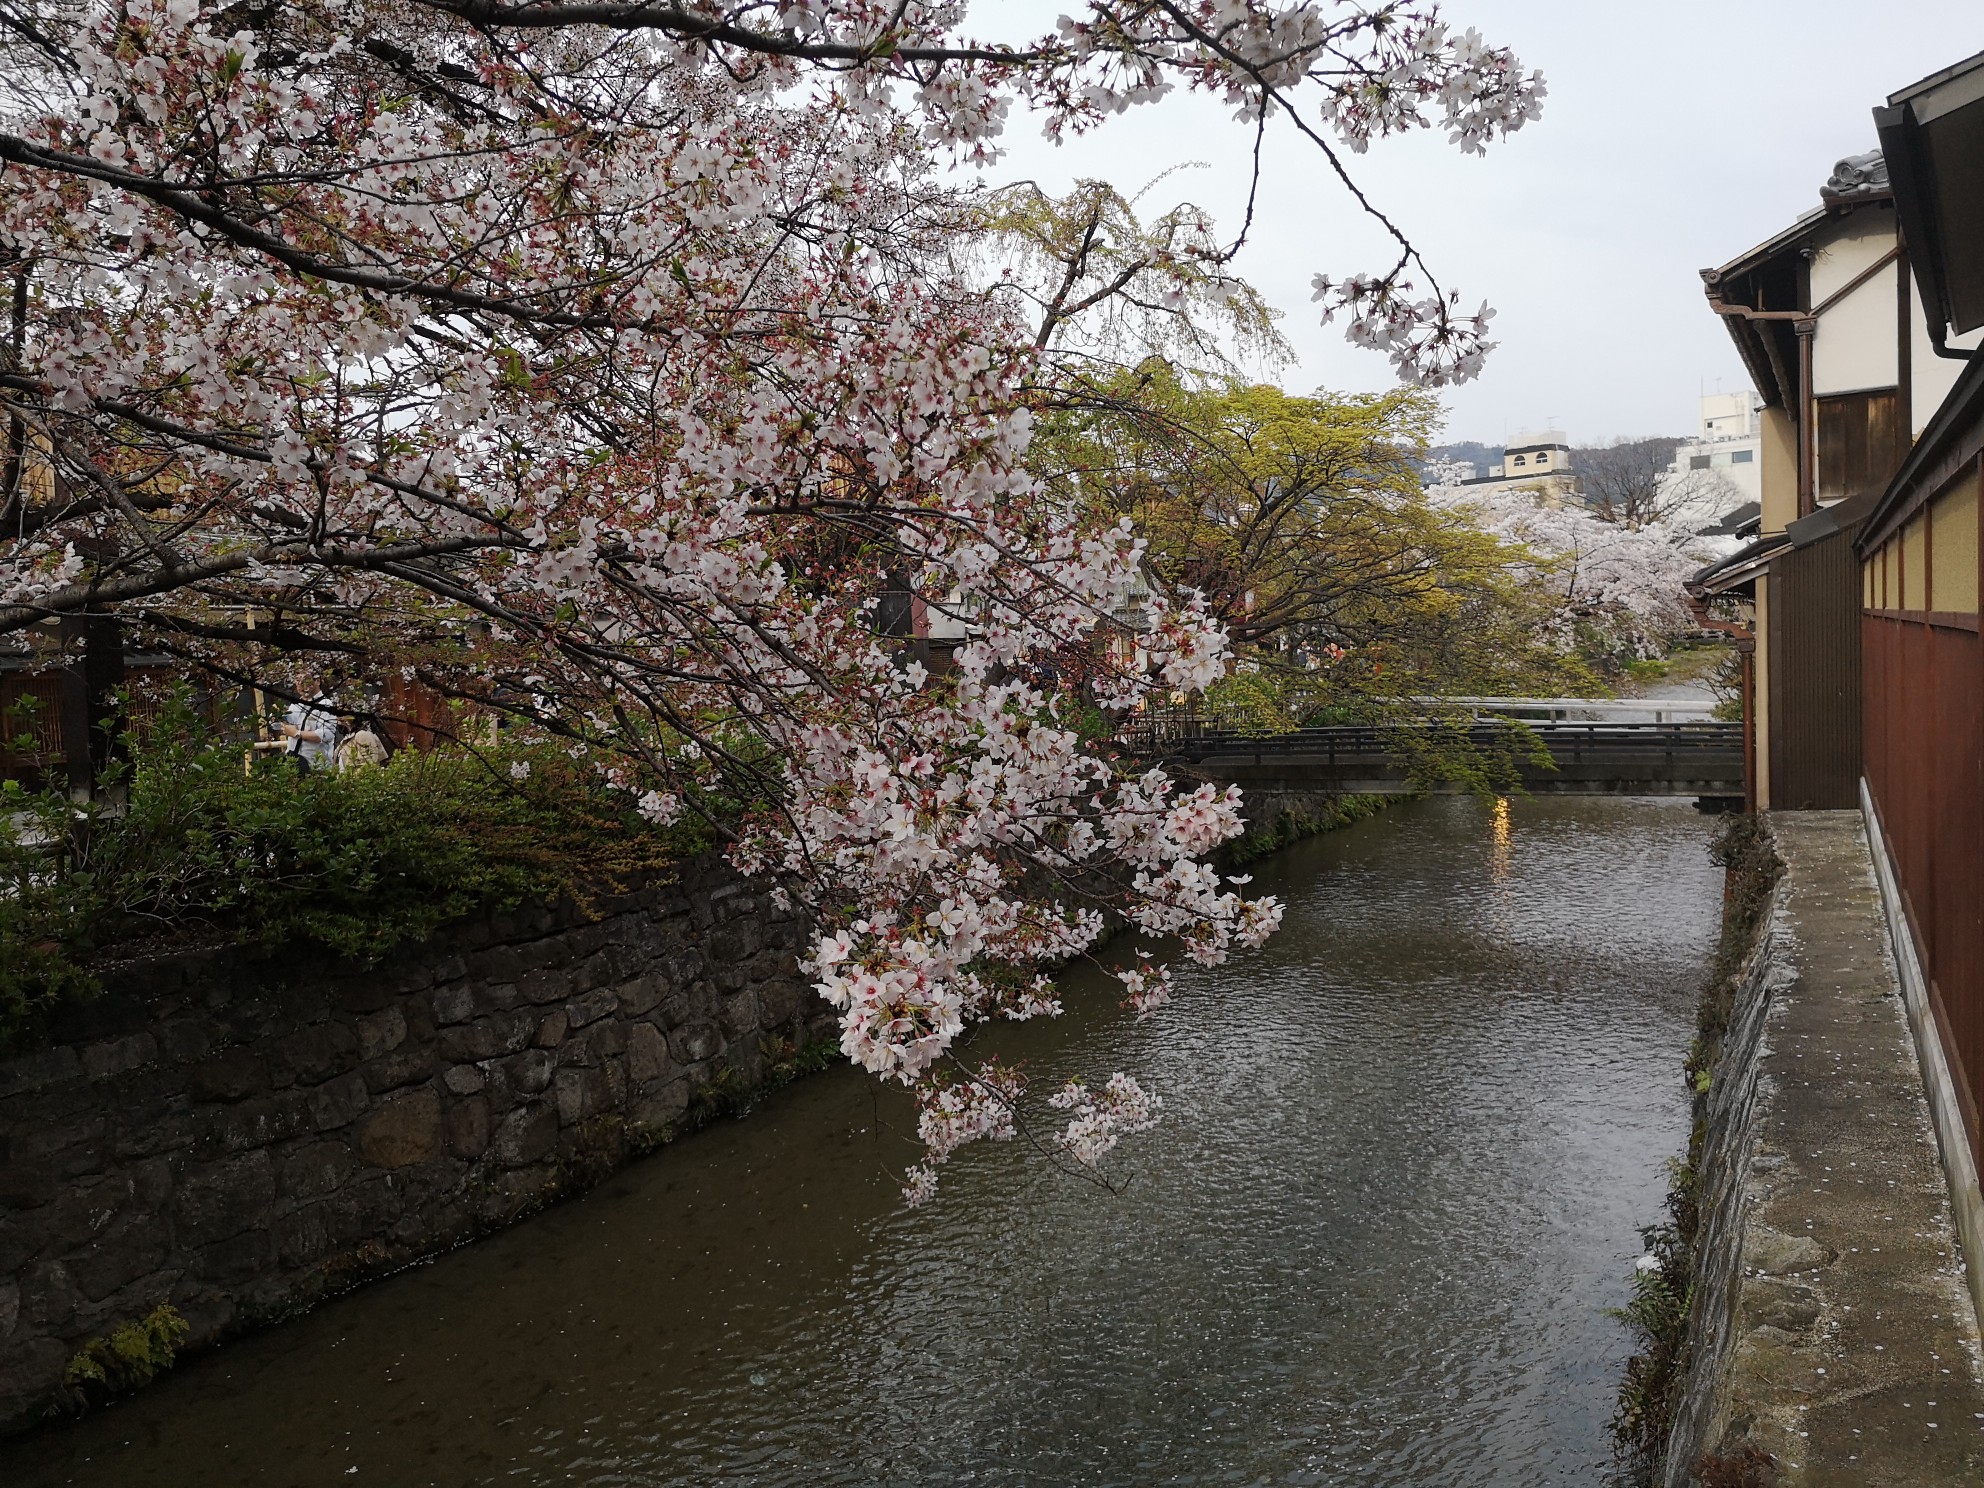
[1129,715,1746,801]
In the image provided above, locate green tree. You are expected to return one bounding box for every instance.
[1033,364,1591,724]
[982,178,1289,369]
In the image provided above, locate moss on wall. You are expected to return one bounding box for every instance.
[1220,790,1390,870]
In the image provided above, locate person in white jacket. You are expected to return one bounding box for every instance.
[278,697,339,772]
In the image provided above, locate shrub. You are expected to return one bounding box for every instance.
[1,700,705,1049]
[1609,1205,1694,1475]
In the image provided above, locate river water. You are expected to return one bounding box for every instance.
[12,795,1722,1488]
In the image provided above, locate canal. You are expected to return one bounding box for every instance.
[11,795,1723,1487]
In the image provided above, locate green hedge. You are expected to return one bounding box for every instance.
[1,710,702,1051]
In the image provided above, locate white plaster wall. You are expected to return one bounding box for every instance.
[1699,392,1759,440]
[1811,213,1899,396]
[1815,265,1900,395]
[1911,308,1984,436]
[1807,212,1892,300]
[1667,438,1762,508]
[1714,452,1762,505]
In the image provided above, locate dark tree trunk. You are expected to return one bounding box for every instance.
[58,610,126,791]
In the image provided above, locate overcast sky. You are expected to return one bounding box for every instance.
[965,2,1984,446]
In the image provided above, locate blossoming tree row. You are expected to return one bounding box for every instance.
[0,0,1540,1197]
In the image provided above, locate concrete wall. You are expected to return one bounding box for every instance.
[0,860,830,1434]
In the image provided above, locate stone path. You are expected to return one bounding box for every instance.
[1709,812,1984,1483]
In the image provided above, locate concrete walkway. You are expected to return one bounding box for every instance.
[1710,813,1984,1482]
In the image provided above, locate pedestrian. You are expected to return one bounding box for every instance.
[278,694,340,773]
[336,718,389,771]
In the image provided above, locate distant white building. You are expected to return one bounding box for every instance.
[1664,391,1763,512]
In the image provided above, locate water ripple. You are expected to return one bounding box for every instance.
[12,796,1718,1488]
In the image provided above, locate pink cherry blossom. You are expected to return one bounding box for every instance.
[0,0,1539,1194]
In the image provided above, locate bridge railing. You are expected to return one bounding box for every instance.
[1407,695,1718,723]
[1121,719,1743,760]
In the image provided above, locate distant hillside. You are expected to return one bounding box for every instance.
[1574,436,1683,475]
[1422,441,1499,479]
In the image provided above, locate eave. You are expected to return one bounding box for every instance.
[1879,48,1984,339]
[1700,197,1895,411]
[1689,533,1793,599]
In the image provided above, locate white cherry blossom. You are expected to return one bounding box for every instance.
[0,0,1538,1194]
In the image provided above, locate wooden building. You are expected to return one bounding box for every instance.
[2,631,470,788]
[1691,144,1976,807]
[0,619,174,790]
[1856,49,1984,1214]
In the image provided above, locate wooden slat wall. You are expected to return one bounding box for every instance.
[1864,610,1984,1170]
[1768,527,1865,808]
[1818,388,1906,503]
[381,672,466,751]
[0,669,70,783]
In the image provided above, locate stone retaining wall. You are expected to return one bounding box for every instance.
[0,859,830,1434]
[1658,859,1794,1482]
[1184,778,1386,869]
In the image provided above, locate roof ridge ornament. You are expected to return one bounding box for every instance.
[1822,149,1890,203]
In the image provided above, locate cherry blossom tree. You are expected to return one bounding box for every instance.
[1574,435,1751,532]
[1424,480,1727,662]
[0,0,1542,1198]
[1573,436,1681,526]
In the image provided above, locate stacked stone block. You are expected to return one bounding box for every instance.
[0,859,826,1433]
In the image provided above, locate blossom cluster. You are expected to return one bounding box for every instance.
[1049,1074,1164,1168]
[901,1060,1025,1206]
[444,0,1545,384]
[1313,274,1498,387]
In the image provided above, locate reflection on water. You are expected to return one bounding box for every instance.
[12,796,1720,1488]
